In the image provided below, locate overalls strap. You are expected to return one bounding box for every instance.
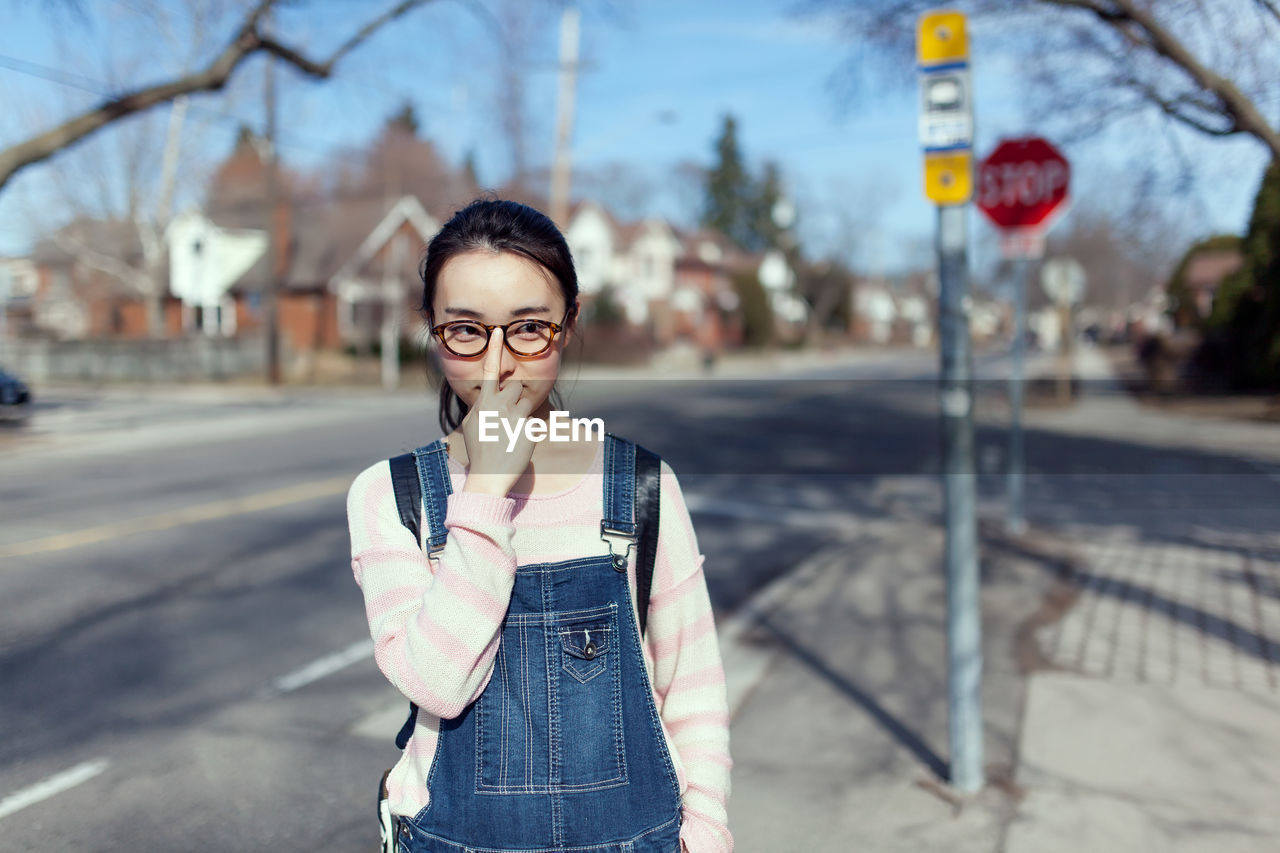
[411,438,452,562]
[601,433,638,568]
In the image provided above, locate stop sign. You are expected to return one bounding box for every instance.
[977,138,1070,230]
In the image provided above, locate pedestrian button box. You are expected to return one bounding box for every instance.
[917,10,968,66]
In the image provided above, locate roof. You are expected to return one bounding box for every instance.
[1184,249,1243,292]
[211,195,438,292]
[31,218,145,267]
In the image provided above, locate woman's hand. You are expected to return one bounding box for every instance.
[459,327,537,497]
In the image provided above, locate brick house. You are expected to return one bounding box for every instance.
[18,219,181,340]
[168,195,439,356]
[1182,248,1244,322]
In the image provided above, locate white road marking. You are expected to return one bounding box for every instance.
[272,639,374,695]
[0,758,110,822]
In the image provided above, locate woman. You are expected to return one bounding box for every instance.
[346,199,733,853]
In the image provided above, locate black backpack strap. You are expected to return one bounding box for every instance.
[388,453,422,548]
[387,452,424,750]
[634,444,662,640]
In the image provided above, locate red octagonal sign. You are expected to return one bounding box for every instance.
[977,137,1070,230]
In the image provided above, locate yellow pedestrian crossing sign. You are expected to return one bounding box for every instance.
[924,150,972,205]
[918,9,973,204]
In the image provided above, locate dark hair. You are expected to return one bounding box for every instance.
[420,198,580,434]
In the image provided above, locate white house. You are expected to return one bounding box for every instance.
[564,203,682,326]
[615,219,681,324]
[563,201,616,296]
[168,210,268,336]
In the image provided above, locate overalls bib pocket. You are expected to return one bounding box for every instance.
[560,621,611,683]
[474,602,627,795]
[554,604,627,791]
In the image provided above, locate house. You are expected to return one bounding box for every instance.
[849,270,939,347]
[669,229,744,353]
[0,256,40,337]
[563,201,683,328]
[562,202,804,352]
[1182,248,1243,321]
[563,200,617,297]
[853,278,897,344]
[168,195,440,357]
[20,219,181,340]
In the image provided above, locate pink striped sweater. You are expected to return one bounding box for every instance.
[345,438,733,853]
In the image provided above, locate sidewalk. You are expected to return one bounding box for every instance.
[721,346,1280,852]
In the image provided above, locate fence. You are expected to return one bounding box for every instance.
[0,335,267,382]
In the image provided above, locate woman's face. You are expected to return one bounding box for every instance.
[431,250,576,417]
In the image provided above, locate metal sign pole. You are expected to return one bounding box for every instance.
[937,202,984,793]
[1007,256,1028,535]
[919,8,984,794]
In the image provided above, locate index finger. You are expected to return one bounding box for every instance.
[481,326,503,383]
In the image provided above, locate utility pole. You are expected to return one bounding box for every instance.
[381,231,405,390]
[918,9,984,793]
[263,18,282,385]
[548,5,579,227]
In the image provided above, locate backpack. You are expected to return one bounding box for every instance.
[383,435,662,752]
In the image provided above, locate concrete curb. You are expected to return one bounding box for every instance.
[719,541,853,722]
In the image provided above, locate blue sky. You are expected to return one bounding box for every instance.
[0,0,1269,273]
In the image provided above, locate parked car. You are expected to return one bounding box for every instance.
[0,367,32,420]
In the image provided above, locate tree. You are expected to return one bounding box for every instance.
[0,0,440,195]
[749,161,786,254]
[354,106,473,212]
[702,115,753,248]
[1214,160,1280,388]
[795,256,855,343]
[729,268,773,348]
[1037,190,1188,314]
[19,91,197,338]
[462,149,481,191]
[804,1,1280,162]
[701,117,796,252]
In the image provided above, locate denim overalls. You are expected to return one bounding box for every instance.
[395,433,684,853]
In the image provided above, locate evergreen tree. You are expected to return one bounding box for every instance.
[701,117,797,252]
[702,114,752,248]
[462,149,481,191]
[748,160,786,252]
[389,102,420,136]
[1221,160,1280,388]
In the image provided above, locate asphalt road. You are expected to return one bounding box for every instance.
[1,347,1277,852]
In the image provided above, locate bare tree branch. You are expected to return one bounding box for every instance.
[1254,0,1280,26]
[0,0,436,194]
[49,229,150,296]
[1042,0,1280,158]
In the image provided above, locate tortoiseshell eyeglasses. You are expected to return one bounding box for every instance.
[430,308,575,358]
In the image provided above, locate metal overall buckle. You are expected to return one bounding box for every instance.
[599,520,636,572]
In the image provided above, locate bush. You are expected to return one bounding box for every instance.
[730,270,772,348]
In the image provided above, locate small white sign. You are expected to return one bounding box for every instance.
[918,69,973,150]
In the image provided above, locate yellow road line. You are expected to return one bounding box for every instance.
[0,475,353,559]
